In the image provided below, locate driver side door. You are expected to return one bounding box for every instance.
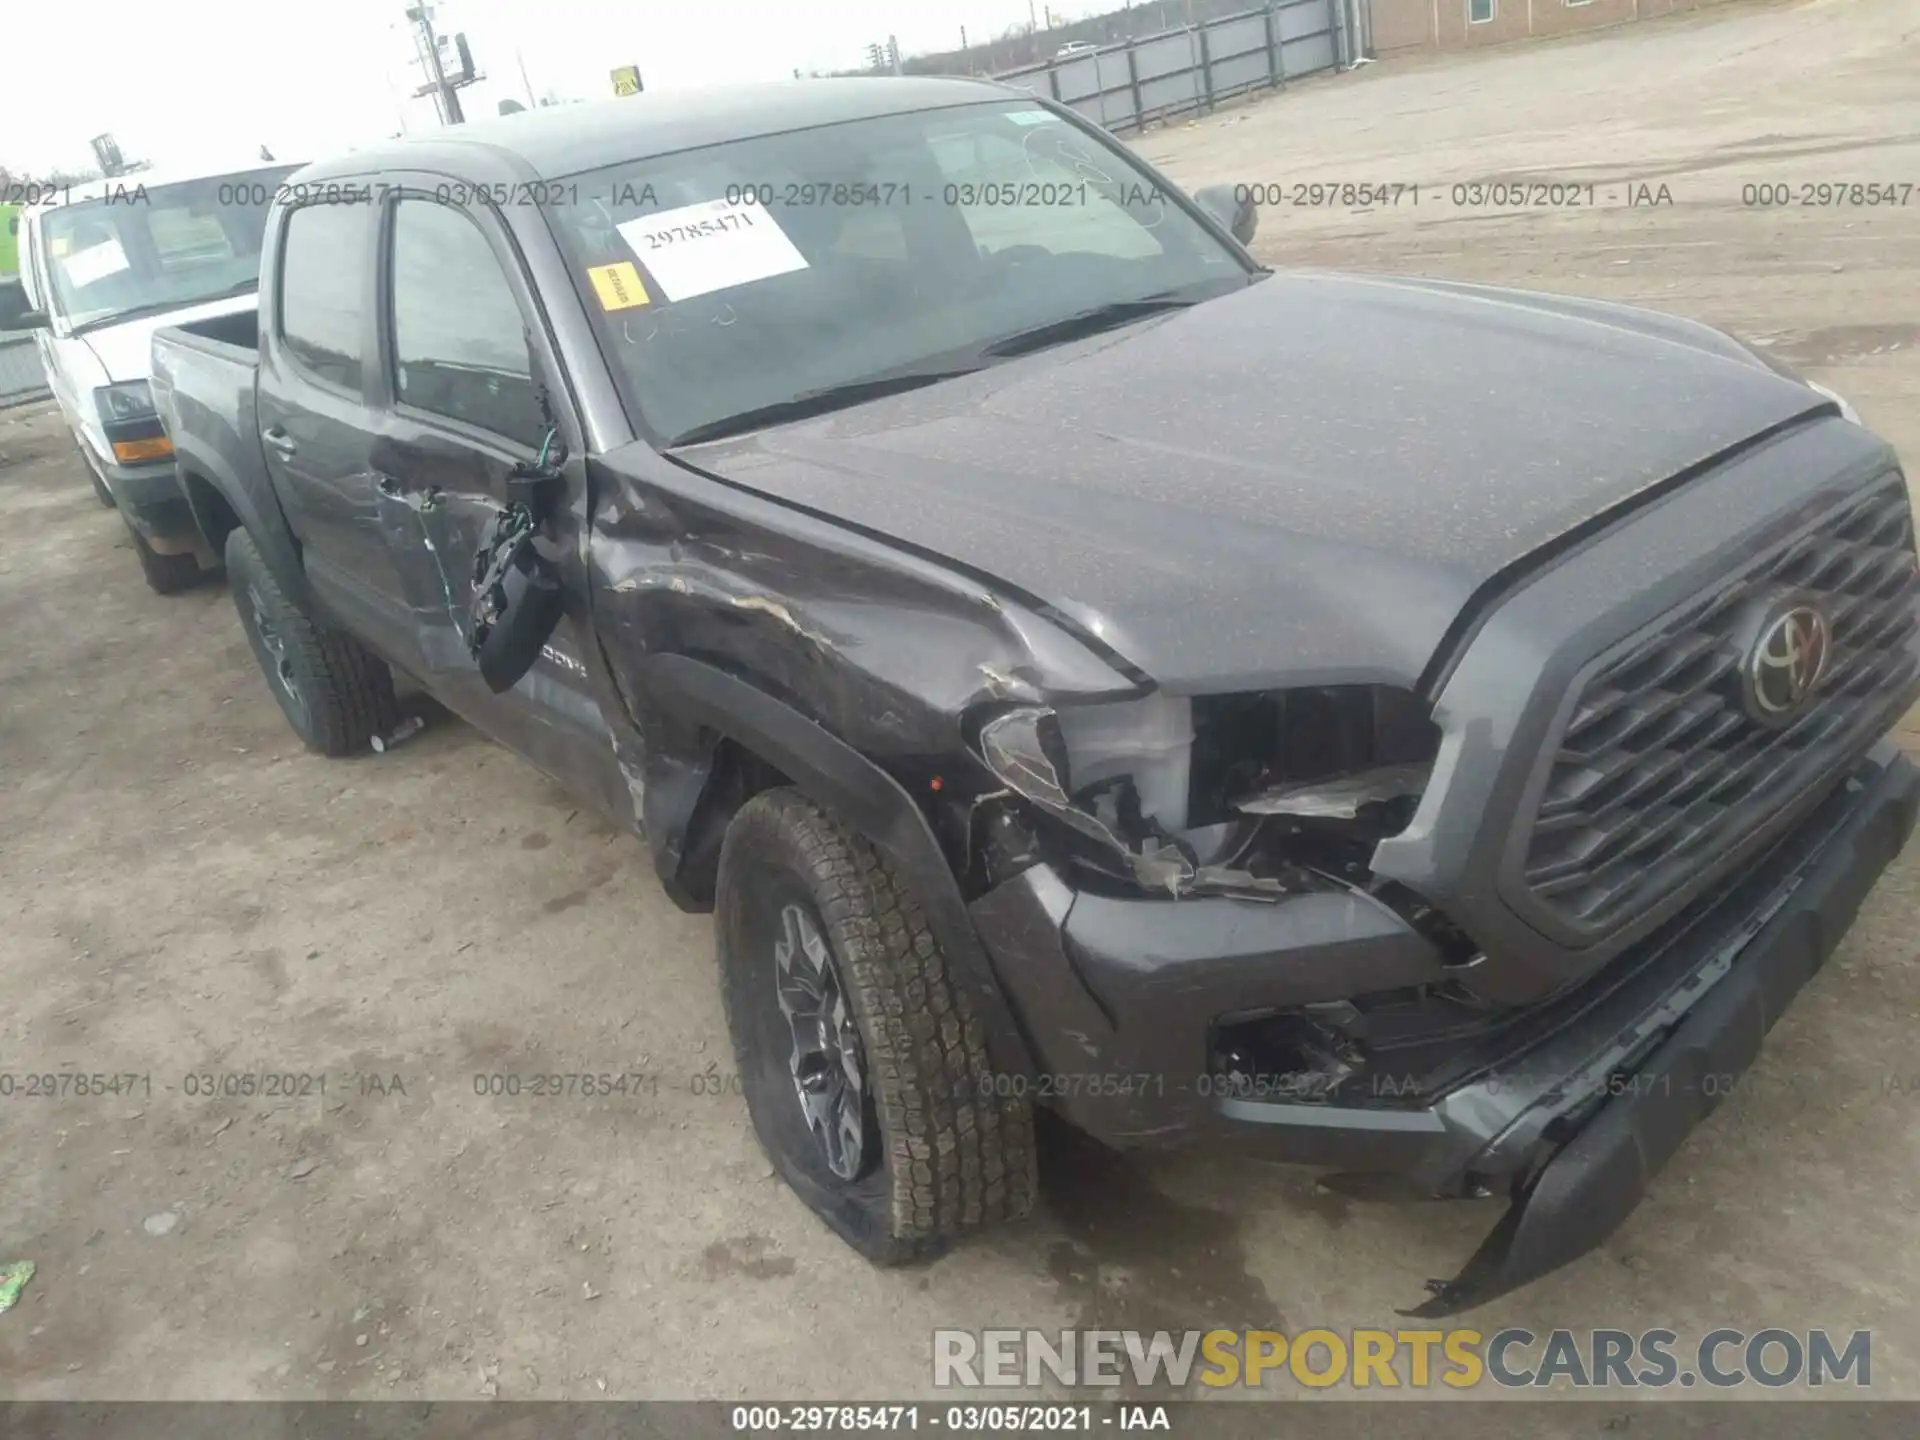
[369,186,617,803]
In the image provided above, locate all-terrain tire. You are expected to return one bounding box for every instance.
[130,525,203,594]
[716,788,1037,1263]
[225,527,401,755]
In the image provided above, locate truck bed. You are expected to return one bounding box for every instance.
[150,310,261,478]
[151,306,308,600]
[159,307,260,358]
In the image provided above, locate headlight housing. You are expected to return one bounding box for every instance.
[976,700,1198,893]
[95,379,156,423]
[93,379,173,464]
[972,686,1439,897]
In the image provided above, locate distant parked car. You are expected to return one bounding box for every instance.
[1055,41,1099,58]
[11,160,297,591]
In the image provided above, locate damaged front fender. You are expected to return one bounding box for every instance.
[578,447,1152,1075]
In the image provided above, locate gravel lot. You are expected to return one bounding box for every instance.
[2,0,1918,1404]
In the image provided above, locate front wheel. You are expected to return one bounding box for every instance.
[716,789,1036,1263]
[225,527,401,755]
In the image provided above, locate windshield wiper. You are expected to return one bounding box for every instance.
[977,294,1201,360]
[664,366,983,448]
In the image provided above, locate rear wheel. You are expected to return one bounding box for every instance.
[716,788,1036,1263]
[225,527,401,755]
[130,525,202,594]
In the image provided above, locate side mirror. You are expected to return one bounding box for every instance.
[1193,184,1258,247]
[467,501,565,693]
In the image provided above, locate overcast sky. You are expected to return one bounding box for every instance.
[4,0,1101,177]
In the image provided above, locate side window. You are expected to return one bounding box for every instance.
[389,200,545,448]
[280,201,369,390]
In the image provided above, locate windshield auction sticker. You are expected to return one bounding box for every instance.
[615,196,808,303]
[61,237,132,288]
[586,260,652,311]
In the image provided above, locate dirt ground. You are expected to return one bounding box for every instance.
[3,0,1920,1405]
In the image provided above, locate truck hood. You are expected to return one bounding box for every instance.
[80,293,257,384]
[675,271,1830,692]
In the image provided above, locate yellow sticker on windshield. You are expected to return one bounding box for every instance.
[587,261,651,311]
[50,236,71,257]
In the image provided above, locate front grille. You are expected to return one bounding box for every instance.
[1522,478,1920,935]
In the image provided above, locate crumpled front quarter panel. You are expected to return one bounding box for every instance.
[581,444,1138,869]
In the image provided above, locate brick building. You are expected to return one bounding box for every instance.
[1368,0,1740,52]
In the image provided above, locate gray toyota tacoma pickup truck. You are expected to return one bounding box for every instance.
[150,78,1920,1313]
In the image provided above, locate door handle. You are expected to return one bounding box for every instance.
[262,427,298,459]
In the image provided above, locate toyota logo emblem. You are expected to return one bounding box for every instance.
[1746,603,1831,721]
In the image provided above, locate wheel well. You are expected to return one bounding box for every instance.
[180,470,241,553]
[673,736,792,910]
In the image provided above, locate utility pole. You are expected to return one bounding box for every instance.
[405,3,464,125]
[515,46,537,108]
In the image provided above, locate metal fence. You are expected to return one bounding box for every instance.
[992,0,1346,135]
[0,333,48,409]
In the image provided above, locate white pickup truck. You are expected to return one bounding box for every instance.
[5,160,296,591]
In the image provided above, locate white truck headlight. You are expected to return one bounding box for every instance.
[95,379,157,423]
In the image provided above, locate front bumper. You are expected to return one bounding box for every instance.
[99,456,194,540]
[79,432,195,540]
[973,741,1918,1310]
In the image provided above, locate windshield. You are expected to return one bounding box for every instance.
[545,101,1253,444]
[40,165,298,330]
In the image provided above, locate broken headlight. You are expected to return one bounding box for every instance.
[976,698,1200,893]
[1186,686,1439,833]
[973,686,1441,898]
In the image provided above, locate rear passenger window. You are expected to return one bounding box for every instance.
[389,200,544,448]
[279,201,368,390]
